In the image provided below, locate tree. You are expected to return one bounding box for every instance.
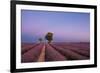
[38,38,42,43]
[45,32,53,43]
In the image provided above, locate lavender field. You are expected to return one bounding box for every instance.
[21,42,90,63]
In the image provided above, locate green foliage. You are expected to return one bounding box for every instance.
[38,38,42,43]
[45,32,53,43]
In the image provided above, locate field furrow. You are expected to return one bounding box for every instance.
[21,43,39,54]
[21,43,44,63]
[50,44,89,60]
[45,43,66,61]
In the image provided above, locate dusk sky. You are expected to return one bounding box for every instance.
[21,10,90,43]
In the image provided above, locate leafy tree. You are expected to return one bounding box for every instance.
[45,32,53,43]
[38,38,42,43]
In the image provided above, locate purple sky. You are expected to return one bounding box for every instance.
[21,10,90,43]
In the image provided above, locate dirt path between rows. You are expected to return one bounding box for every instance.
[38,44,45,62]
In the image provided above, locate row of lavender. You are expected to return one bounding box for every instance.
[21,42,90,63]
